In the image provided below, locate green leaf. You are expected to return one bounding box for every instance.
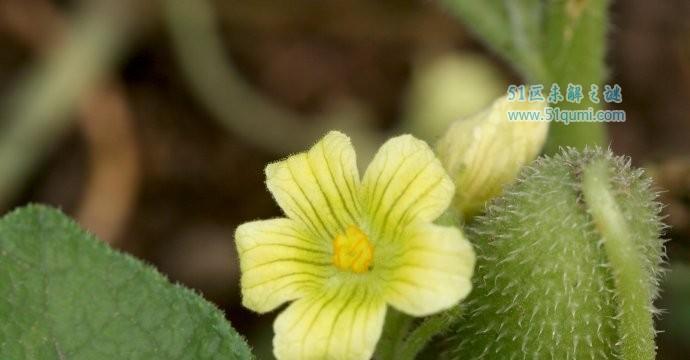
[441,0,609,150]
[0,205,253,360]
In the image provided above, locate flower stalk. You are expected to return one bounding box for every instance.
[582,159,656,359]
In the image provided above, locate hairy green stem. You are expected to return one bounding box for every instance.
[582,159,655,359]
[398,307,463,360]
[374,309,412,360]
[441,0,609,151]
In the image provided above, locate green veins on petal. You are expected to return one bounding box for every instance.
[235,131,475,360]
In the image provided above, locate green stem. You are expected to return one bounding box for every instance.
[582,159,655,359]
[374,309,413,360]
[398,307,463,360]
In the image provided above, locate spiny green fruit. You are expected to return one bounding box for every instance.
[442,148,666,360]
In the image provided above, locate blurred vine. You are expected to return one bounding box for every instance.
[0,0,143,212]
[162,0,383,157]
[0,0,387,219]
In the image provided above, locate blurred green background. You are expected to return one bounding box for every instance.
[0,0,688,358]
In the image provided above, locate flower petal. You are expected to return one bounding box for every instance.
[266,131,361,241]
[361,135,455,239]
[273,284,386,360]
[235,218,334,313]
[383,224,475,316]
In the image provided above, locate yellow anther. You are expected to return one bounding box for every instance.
[332,225,374,273]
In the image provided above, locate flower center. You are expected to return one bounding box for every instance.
[332,225,374,273]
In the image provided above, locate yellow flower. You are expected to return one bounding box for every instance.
[235,131,475,360]
[435,95,549,217]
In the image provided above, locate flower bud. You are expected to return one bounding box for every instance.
[435,95,548,217]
